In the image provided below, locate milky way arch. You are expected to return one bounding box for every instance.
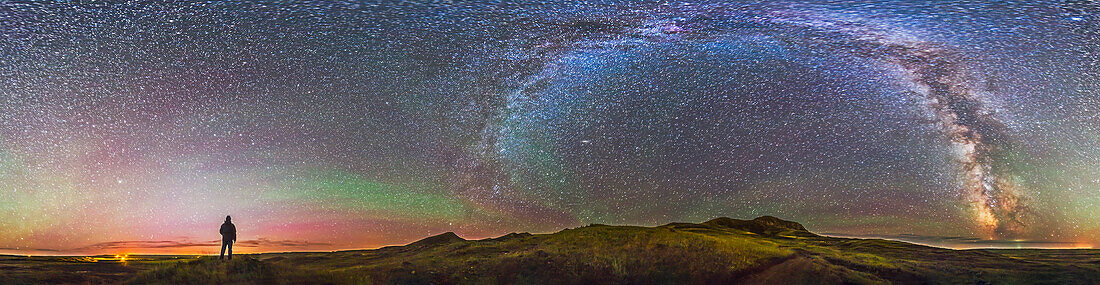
[459,3,1028,239]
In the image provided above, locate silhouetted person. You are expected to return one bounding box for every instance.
[220,215,236,260]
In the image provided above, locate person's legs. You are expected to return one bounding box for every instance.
[220,240,227,260]
[227,241,233,260]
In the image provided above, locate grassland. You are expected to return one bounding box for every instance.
[2,216,1098,284]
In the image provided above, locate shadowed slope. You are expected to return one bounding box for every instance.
[406,232,465,249]
[701,216,817,237]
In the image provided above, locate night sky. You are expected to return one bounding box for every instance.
[1,1,1097,254]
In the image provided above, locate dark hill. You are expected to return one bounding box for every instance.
[701,216,817,237]
[406,232,465,248]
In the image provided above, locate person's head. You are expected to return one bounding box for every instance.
[226,215,232,222]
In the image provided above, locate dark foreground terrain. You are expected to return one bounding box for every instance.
[2,216,1098,284]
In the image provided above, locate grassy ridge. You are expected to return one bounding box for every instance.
[4,216,1099,284]
[245,216,1099,284]
[124,256,345,284]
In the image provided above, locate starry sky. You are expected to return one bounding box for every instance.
[0,0,1097,254]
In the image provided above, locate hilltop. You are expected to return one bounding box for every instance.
[2,216,1098,284]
